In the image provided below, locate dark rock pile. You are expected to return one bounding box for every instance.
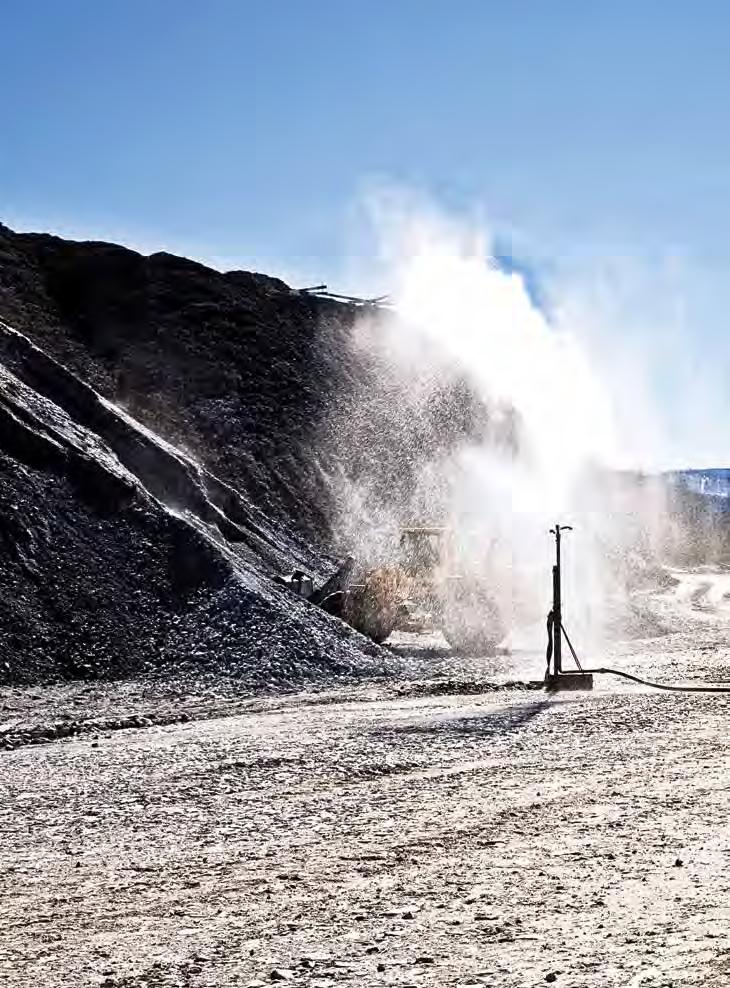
[0,224,389,686]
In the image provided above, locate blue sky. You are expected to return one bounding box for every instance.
[2,1,730,465]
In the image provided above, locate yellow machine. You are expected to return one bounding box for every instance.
[322,526,504,653]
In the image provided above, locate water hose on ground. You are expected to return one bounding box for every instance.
[578,667,730,694]
[547,610,730,693]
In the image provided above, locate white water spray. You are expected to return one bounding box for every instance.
[325,202,672,660]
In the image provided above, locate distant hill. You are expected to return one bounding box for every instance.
[665,469,730,504]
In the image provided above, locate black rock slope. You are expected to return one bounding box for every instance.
[0,223,493,686]
[0,313,386,686]
[0,222,358,542]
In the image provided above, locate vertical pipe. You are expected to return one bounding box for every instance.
[553,525,562,674]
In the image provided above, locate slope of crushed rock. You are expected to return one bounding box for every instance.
[0,222,505,687]
[0,222,502,551]
[0,316,388,686]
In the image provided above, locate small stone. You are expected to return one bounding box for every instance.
[545,974,558,983]
[416,955,434,964]
[674,858,684,868]
[377,962,386,972]
[270,971,294,982]
[402,910,415,919]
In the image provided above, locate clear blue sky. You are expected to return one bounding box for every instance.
[3,1,730,464]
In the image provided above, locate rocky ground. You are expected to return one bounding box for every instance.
[2,571,730,987]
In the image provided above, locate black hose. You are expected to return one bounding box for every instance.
[580,667,730,694]
[547,612,730,693]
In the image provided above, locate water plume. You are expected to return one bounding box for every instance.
[323,201,673,661]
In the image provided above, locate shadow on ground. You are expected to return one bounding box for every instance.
[383,698,553,740]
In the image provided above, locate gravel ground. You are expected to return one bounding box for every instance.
[2,572,730,987]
